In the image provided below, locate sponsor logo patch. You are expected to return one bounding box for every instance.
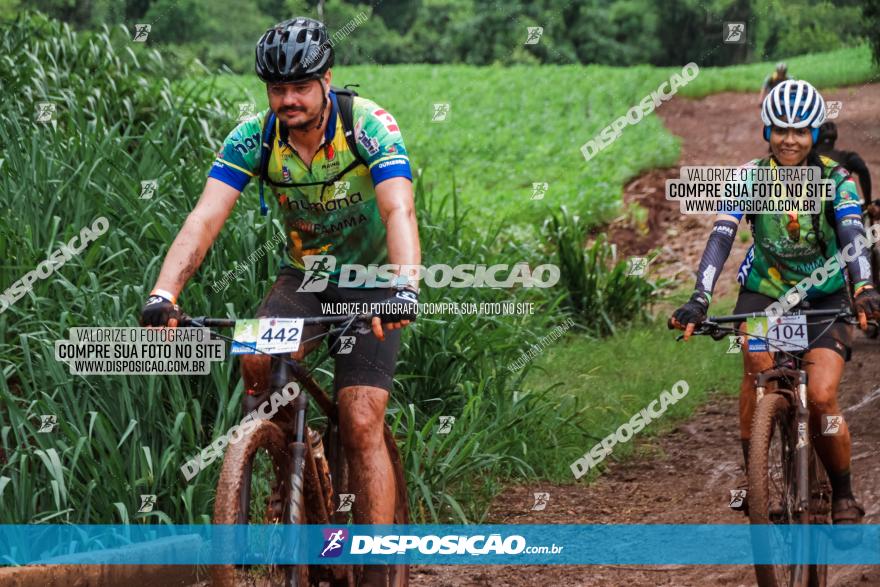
[372,108,400,133]
[357,129,380,155]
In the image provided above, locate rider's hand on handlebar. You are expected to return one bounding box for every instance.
[140,293,182,328]
[668,292,709,341]
[371,287,418,341]
[853,285,880,331]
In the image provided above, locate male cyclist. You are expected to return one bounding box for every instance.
[816,121,873,208]
[759,62,789,106]
[671,79,880,524]
[139,16,421,542]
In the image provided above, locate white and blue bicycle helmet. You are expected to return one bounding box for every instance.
[761,79,826,143]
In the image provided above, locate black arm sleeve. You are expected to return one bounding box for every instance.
[843,151,872,202]
[694,219,738,301]
[836,216,873,288]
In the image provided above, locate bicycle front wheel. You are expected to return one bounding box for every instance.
[749,392,809,587]
[211,418,309,587]
[807,448,830,587]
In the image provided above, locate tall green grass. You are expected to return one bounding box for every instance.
[546,207,666,336]
[522,308,743,482]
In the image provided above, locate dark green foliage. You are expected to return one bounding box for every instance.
[3,0,871,69]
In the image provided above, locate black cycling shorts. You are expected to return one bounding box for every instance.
[254,267,401,392]
[733,288,853,361]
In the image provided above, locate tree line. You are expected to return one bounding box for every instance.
[5,0,878,71]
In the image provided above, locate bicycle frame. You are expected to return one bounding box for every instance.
[263,327,356,527]
[184,314,367,528]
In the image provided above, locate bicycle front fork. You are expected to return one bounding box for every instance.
[755,369,811,515]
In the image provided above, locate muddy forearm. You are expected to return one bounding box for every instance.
[376,177,421,290]
[151,215,214,300]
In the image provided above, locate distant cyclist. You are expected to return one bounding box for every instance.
[671,79,880,524]
[816,121,873,208]
[759,62,789,107]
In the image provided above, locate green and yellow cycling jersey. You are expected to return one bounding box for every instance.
[208,91,412,279]
[762,72,788,91]
[731,156,862,299]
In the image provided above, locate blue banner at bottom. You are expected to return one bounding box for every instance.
[1,524,879,565]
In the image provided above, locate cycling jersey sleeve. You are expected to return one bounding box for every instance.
[694,219,739,302]
[351,99,412,186]
[207,113,265,192]
[830,164,862,221]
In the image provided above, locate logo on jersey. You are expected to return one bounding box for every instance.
[737,247,754,285]
[372,108,400,133]
[282,166,291,181]
[357,129,380,155]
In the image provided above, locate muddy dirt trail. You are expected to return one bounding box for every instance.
[412,85,880,586]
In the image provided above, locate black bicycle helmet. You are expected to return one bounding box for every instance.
[255,17,334,83]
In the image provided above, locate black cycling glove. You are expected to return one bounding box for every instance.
[376,287,418,323]
[854,286,880,319]
[140,294,181,326]
[670,292,709,329]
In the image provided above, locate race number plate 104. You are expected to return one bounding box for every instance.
[231,318,304,355]
[746,314,808,353]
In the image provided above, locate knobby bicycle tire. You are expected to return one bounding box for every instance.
[807,447,830,587]
[210,418,309,587]
[749,392,825,587]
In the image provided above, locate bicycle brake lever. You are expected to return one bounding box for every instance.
[709,328,728,341]
[178,315,200,327]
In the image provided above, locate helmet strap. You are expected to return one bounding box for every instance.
[314,79,329,131]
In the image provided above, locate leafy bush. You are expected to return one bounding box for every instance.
[546,207,665,336]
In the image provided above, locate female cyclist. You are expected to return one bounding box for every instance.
[670,79,880,524]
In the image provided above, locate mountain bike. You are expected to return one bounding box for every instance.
[684,306,862,587]
[181,314,409,587]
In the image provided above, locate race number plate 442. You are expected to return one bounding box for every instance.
[231,318,304,355]
[746,314,808,353]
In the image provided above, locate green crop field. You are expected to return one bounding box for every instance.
[203,45,875,227]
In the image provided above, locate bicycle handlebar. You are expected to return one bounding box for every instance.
[706,307,852,325]
[687,306,873,340]
[178,314,375,328]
